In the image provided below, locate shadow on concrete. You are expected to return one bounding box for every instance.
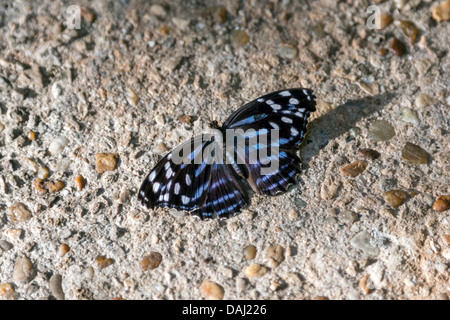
[301,91,397,168]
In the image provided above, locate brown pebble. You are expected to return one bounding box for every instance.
[39,166,50,179]
[230,30,249,46]
[47,180,65,193]
[4,229,22,240]
[33,179,48,195]
[265,245,284,268]
[383,190,408,208]
[340,160,368,178]
[378,48,388,56]
[28,131,36,141]
[178,115,194,124]
[199,281,224,300]
[243,245,257,260]
[141,252,162,271]
[212,6,228,23]
[359,274,371,295]
[432,0,450,22]
[270,281,282,291]
[359,148,380,160]
[59,244,70,256]
[7,202,32,223]
[0,283,18,300]
[95,255,114,269]
[74,174,86,191]
[157,24,172,36]
[390,37,406,56]
[245,263,268,278]
[288,209,299,220]
[443,234,450,245]
[33,179,65,194]
[81,7,96,23]
[312,296,329,300]
[379,13,393,29]
[401,142,429,165]
[126,88,140,106]
[433,195,450,212]
[396,20,419,44]
[96,153,119,173]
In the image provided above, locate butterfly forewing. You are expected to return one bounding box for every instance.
[224,88,315,196]
[223,88,316,149]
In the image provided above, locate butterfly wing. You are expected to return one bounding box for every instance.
[224,88,316,195]
[191,163,248,219]
[138,88,316,218]
[223,88,316,149]
[138,134,215,211]
[243,148,302,196]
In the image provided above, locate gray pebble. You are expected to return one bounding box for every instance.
[13,256,36,285]
[341,210,357,224]
[368,120,396,142]
[379,178,397,191]
[350,231,380,257]
[49,274,65,300]
[0,240,13,252]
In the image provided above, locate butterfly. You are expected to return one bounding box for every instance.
[138,88,316,219]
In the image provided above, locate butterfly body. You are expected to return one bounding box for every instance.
[138,88,316,219]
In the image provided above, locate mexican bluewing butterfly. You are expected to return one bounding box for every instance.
[138,88,316,219]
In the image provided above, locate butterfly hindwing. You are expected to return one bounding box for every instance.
[138,134,215,211]
[243,149,302,196]
[191,163,248,219]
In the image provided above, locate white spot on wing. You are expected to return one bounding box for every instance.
[153,182,160,193]
[279,91,291,96]
[257,98,264,102]
[174,182,180,195]
[149,171,156,181]
[163,193,170,202]
[186,174,191,186]
[266,100,274,105]
[181,195,190,205]
[165,167,173,178]
[271,104,282,110]
[281,117,293,124]
[289,98,299,105]
[291,127,299,136]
